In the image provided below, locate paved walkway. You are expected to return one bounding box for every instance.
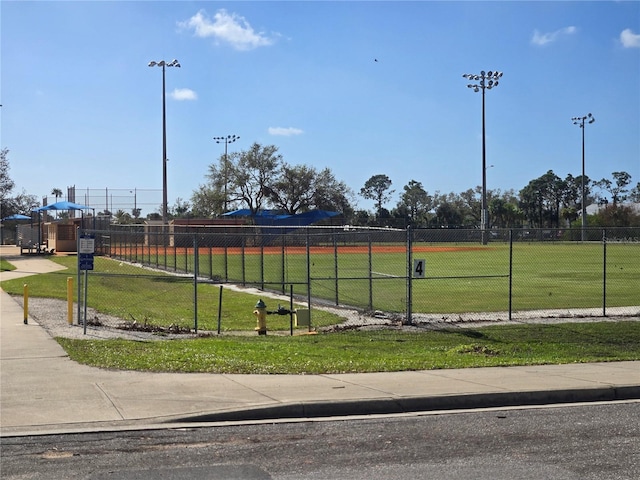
[1,245,639,437]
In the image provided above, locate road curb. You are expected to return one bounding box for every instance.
[171,386,640,423]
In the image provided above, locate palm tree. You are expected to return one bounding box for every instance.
[51,188,63,218]
[51,188,63,203]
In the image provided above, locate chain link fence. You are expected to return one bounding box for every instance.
[77,225,639,331]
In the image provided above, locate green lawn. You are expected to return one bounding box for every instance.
[0,257,16,272]
[57,321,640,374]
[111,241,640,313]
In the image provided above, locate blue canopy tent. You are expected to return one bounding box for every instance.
[222,209,341,245]
[1,214,33,245]
[222,209,340,227]
[33,201,94,225]
[33,201,93,213]
[1,214,32,221]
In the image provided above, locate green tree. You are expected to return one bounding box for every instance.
[113,209,132,224]
[312,168,354,216]
[0,149,39,219]
[360,174,394,217]
[592,204,640,227]
[519,170,572,228]
[231,143,282,215]
[398,180,432,226]
[458,188,481,226]
[190,184,224,218]
[169,198,191,218]
[194,144,354,219]
[594,171,632,206]
[50,188,63,218]
[268,163,316,214]
[51,188,63,202]
[629,182,640,203]
[268,164,354,216]
[0,148,15,206]
[434,200,463,227]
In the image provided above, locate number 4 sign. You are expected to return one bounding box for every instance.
[413,259,425,278]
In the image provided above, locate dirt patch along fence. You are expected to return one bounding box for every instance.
[80,225,639,328]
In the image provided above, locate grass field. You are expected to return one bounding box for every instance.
[109,241,640,314]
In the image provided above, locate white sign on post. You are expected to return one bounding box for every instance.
[79,237,95,254]
[413,259,425,278]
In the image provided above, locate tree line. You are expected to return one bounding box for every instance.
[185,142,639,229]
[1,145,639,228]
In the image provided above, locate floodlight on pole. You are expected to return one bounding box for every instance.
[462,70,503,245]
[148,59,180,225]
[214,135,240,213]
[571,113,595,242]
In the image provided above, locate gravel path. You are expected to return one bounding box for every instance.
[12,294,640,341]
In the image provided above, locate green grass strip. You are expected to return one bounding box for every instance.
[56,321,640,374]
[0,257,16,272]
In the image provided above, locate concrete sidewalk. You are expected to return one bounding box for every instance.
[1,246,639,437]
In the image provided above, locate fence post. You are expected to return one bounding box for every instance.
[172,240,176,272]
[289,284,294,336]
[306,228,312,330]
[260,237,264,290]
[224,235,229,282]
[209,245,213,280]
[368,234,373,310]
[193,234,198,333]
[333,232,339,306]
[406,225,413,325]
[23,284,28,324]
[77,228,82,327]
[602,228,607,317]
[281,230,286,294]
[67,277,74,324]
[241,235,246,286]
[509,229,513,321]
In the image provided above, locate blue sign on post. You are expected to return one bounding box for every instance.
[78,235,95,271]
[79,253,94,270]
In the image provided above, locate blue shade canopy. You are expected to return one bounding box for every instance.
[222,209,340,228]
[33,201,92,211]
[1,214,32,221]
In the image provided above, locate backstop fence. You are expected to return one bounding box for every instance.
[77,225,640,332]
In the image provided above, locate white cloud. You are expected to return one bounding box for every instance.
[171,88,197,101]
[620,28,640,48]
[531,26,577,46]
[268,127,304,136]
[179,9,276,51]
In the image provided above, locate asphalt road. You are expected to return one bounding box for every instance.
[2,402,638,480]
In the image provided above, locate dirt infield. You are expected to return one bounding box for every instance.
[108,245,487,256]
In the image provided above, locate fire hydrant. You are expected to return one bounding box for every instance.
[253,299,267,335]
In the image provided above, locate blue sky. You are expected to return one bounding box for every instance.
[2,1,639,216]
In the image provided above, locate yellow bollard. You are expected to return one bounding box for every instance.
[23,284,28,324]
[67,277,74,324]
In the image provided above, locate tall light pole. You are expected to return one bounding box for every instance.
[571,113,595,242]
[213,134,240,213]
[148,59,180,224]
[463,70,503,245]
